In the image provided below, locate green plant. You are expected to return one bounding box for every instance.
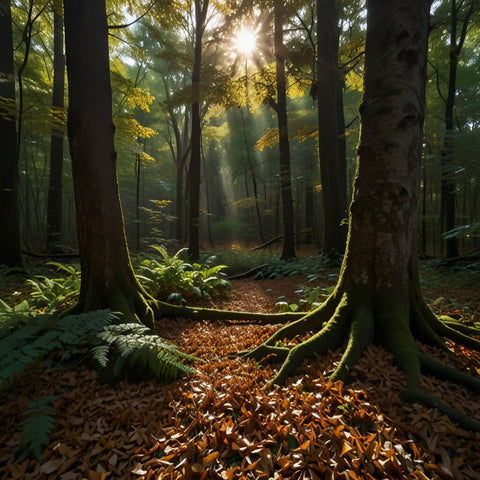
[91,323,200,383]
[25,262,81,313]
[256,256,340,280]
[137,246,231,300]
[0,310,115,390]
[275,284,335,314]
[20,395,58,461]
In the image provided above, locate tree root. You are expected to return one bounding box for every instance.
[156,302,304,324]
[242,284,480,432]
[400,387,480,432]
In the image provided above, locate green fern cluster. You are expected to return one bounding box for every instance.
[137,246,231,301]
[26,262,81,313]
[0,307,199,460]
[0,310,114,390]
[91,323,199,383]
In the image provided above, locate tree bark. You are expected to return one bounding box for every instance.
[274,0,296,260]
[188,0,209,261]
[46,0,65,253]
[317,0,347,256]
[0,0,23,268]
[245,0,480,431]
[64,0,155,327]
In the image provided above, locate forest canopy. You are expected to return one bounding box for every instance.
[1,0,478,258]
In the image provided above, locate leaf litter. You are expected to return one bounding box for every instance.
[0,277,479,479]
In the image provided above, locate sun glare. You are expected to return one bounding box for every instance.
[234,26,257,57]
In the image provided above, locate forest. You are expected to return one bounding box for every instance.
[1,0,480,479]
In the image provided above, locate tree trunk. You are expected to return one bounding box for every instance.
[317,0,347,256]
[246,0,480,431]
[274,0,296,260]
[188,0,209,260]
[440,0,475,259]
[46,0,65,253]
[64,0,156,327]
[0,0,23,268]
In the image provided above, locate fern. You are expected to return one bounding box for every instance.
[26,262,81,313]
[92,323,200,383]
[0,310,115,390]
[20,395,58,461]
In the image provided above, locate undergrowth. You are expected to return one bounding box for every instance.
[0,305,199,460]
[136,246,231,301]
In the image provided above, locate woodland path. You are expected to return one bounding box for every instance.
[0,274,479,479]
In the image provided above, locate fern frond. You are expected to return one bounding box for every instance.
[20,395,58,461]
[92,324,200,383]
[0,310,115,390]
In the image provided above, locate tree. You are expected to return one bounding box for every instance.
[317,0,347,255]
[63,0,157,327]
[439,0,477,258]
[0,0,23,268]
[274,0,296,259]
[188,0,209,260]
[46,0,65,253]
[246,0,480,431]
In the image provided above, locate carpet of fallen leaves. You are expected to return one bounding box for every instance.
[1,276,480,480]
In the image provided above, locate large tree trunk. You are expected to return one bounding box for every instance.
[274,0,296,260]
[64,0,156,327]
[246,0,480,431]
[46,0,65,253]
[0,0,23,268]
[317,0,347,256]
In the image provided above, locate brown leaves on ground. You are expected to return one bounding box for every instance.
[0,277,480,479]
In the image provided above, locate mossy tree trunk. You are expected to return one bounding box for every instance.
[64,0,158,328]
[246,0,480,431]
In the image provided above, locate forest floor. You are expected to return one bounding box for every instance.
[1,261,480,480]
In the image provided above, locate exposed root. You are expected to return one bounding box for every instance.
[400,387,480,432]
[272,293,351,385]
[242,285,480,431]
[440,318,480,336]
[418,350,480,392]
[156,302,304,324]
[330,304,375,383]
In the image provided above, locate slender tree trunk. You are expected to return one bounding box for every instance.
[317,0,347,256]
[188,0,209,260]
[0,0,23,267]
[239,108,264,243]
[64,0,155,327]
[46,0,65,253]
[440,0,475,258]
[274,0,296,259]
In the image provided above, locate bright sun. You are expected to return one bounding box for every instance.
[233,26,257,57]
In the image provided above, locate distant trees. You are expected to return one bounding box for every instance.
[316,0,347,255]
[273,0,296,259]
[2,0,479,257]
[46,0,65,253]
